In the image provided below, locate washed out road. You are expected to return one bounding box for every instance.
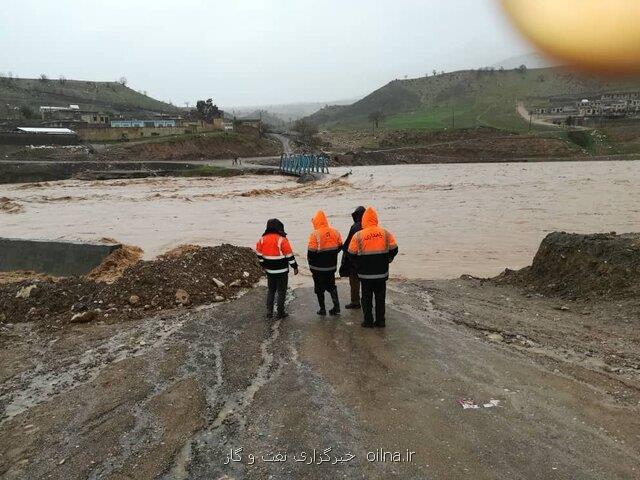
[1,282,638,479]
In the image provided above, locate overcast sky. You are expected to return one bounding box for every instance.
[1,0,532,107]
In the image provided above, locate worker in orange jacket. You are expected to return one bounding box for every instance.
[348,207,398,328]
[307,210,343,316]
[256,218,298,319]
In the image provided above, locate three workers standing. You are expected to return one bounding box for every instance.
[256,207,397,327]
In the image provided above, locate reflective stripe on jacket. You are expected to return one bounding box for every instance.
[256,233,298,274]
[307,210,343,272]
[347,207,398,280]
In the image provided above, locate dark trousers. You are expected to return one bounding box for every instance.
[266,272,288,315]
[349,271,361,305]
[361,279,386,325]
[311,270,337,294]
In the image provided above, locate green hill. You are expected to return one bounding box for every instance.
[0,76,180,117]
[306,67,640,132]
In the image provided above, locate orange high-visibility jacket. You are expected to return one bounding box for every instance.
[347,207,398,280]
[256,233,298,274]
[307,210,343,272]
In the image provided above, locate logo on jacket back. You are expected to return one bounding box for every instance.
[363,232,384,242]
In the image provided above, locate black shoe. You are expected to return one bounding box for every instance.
[277,312,289,319]
[266,312,274,319]
[317,309,327,316]
[361,321,374,328]
[345,303,361,309]
[374,321,386,328]
[329,307,340,316]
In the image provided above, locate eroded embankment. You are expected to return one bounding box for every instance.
[495,231,640,299]
[417,232,640,394]
[0,244,263,327]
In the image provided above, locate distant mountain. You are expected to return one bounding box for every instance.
[304,67,640,131]
[0,77,180,116]
[492,52,559,70]
[230,99,360,123]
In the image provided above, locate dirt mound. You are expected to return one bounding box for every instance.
[158,244,201,259]
[0,244,263,326]
[86,245,144,283]
[0,271,61,285]
[495,232,640,299]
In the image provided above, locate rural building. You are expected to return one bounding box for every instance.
[529,91,640,124]
[41,104,110,126]
[81,112,110,125]
[110,119,177,128]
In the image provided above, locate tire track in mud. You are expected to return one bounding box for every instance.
[164,291,295,479]
[0,315,186,424]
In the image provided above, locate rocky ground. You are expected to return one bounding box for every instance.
[1,234,639,479]
[0,245,263,327]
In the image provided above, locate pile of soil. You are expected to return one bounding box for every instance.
[495,232,640,299]
[86,245,144,283]
[0,244,263,326]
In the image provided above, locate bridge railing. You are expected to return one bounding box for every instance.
[279,153,330,176]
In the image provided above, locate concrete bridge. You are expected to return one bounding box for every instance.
[279,153,329,176]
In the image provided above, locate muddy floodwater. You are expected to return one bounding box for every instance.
[1,161,638,279]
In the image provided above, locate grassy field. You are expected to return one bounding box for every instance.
[0,77,180,116]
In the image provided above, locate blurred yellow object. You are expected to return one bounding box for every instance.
[501,0,640,74]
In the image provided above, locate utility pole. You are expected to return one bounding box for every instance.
[529,112,533,131]
[452,106,455,129]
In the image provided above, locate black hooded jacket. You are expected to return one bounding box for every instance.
[340,206,366,274]
[263,218,287,237]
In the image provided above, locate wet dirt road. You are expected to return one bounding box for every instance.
[2,283,638,479]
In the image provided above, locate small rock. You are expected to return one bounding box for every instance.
[15,285,37,299]
[128,295,140,306]
[229,280,241,287]
[486,333,504,343]
[212,278,226,288]
[58,458,66,466]
[213,295,225,302]
[175,289,190,305]
[70,309,100,324]
[554,305,571,311]
[243,271,250,278]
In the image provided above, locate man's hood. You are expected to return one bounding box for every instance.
[362,207,379,228]
[312,210,330,230]
[351,206,366,223]
[263,218,286,236]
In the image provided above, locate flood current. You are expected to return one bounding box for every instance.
[1,161,638,279]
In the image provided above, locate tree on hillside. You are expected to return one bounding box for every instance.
[19,105,36,119]
[118,76,128,86]
[293,119,319,142]
[517,64,528,74]
[58,75,67,85]
[368,110,385,133]
[196,98,223,123]
[39,74,48,82]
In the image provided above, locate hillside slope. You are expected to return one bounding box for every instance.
[307,67,640,131]
[0,77,180,115]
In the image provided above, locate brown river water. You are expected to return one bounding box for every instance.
[1,161,639,280]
